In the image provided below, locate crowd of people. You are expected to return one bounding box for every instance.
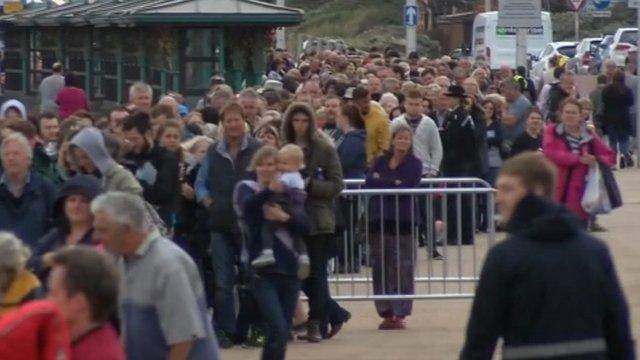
[0,43,636,359]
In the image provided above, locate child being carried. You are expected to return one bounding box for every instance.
[252,144,310,279]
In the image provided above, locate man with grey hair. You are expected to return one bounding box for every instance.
[91,192,219,360]
[500,78,532,150]
[39,62,64,114]
[0,133,56,248]
[239,88,264,132]
[127,81,153,112]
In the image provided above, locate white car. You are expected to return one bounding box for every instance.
[606,28,638,67]
[568,37,602,75]
[531,41,577,80]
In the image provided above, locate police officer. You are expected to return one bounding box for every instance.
[441,85,483,245]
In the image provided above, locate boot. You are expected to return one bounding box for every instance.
[306,321,322,343]
[625,154,635,168]
[619,156,627,169]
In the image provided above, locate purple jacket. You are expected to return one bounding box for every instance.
[365,153,422,232]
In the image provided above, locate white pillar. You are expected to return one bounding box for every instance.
[516,28,528,68]
[485,0,491,11]
[405,0,418,55]
[276,0,286,49]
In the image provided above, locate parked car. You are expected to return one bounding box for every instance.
[589,35,614,74]
[606,28,638,67]
[530,41,577,80]
[567,37,602,75]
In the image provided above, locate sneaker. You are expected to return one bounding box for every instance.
[429,251,445,260]
[306,321,323,343]
[297,255,310,280]
[251,250,276,268]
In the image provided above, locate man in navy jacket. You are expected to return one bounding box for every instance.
[461,152,634,360]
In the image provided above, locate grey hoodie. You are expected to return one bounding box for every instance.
[70,127,142,196]
[0,99,27,120]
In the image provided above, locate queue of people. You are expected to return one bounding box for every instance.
[0,44,633,360]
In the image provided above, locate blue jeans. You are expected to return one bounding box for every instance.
[210,231,239,337]
[251,273,300,360]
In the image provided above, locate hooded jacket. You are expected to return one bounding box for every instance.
[70,127,142,196]
[0,99,27,120]
[282,103,344,236]
[461,195,634,360]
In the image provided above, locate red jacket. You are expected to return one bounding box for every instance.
[0,300,71,360]
[56,86,89,120]
[542,124,614,221]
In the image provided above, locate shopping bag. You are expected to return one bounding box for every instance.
[581,163,611,215]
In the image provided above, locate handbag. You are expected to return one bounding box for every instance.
[581,163,611,215]
[597,159,623,210]
[588,142,623,210]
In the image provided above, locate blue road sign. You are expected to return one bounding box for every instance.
[591,0,610,11]
[404,5,418,27]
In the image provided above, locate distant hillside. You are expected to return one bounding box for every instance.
[285,0,440,56]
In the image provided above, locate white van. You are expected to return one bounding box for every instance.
[472,11,553,70]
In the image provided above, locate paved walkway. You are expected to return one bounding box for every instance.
[224,169,640,360]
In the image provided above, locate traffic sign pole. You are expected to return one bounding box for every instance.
[405,0,418,55]
[636,2,640,166]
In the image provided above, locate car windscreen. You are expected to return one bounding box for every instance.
[620,30,638,46]
[558,46,577,58]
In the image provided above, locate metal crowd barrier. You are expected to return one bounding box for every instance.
[328,177,496,301]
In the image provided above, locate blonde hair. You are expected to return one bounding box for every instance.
[278,144,305,170]
[247,145,279,172]
[0,232,31,291]
[181,135,214,153]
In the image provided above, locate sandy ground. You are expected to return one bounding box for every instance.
[223,169,640,360]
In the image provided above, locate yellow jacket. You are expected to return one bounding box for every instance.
[365,101,391,165]
[0,270,41,316]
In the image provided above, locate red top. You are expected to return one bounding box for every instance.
[56,86,90,120]
[72,323,125,360]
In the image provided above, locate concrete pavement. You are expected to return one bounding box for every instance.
[224,169,640,360]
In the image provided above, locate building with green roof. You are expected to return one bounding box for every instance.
[0,0,303,103]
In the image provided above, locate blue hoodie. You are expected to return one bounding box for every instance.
[336,129,367,179]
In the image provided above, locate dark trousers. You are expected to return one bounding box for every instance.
[336,197,361,273]
[301,234,331,323]
[443,181,475,245]
[251,273,299,360]
[210,231,239,337]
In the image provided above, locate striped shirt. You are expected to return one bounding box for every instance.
[565,133,582,154]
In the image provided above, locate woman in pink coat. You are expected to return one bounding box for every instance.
[543,98,614,223]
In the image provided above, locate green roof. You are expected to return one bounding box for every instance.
[0,0,304,27]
